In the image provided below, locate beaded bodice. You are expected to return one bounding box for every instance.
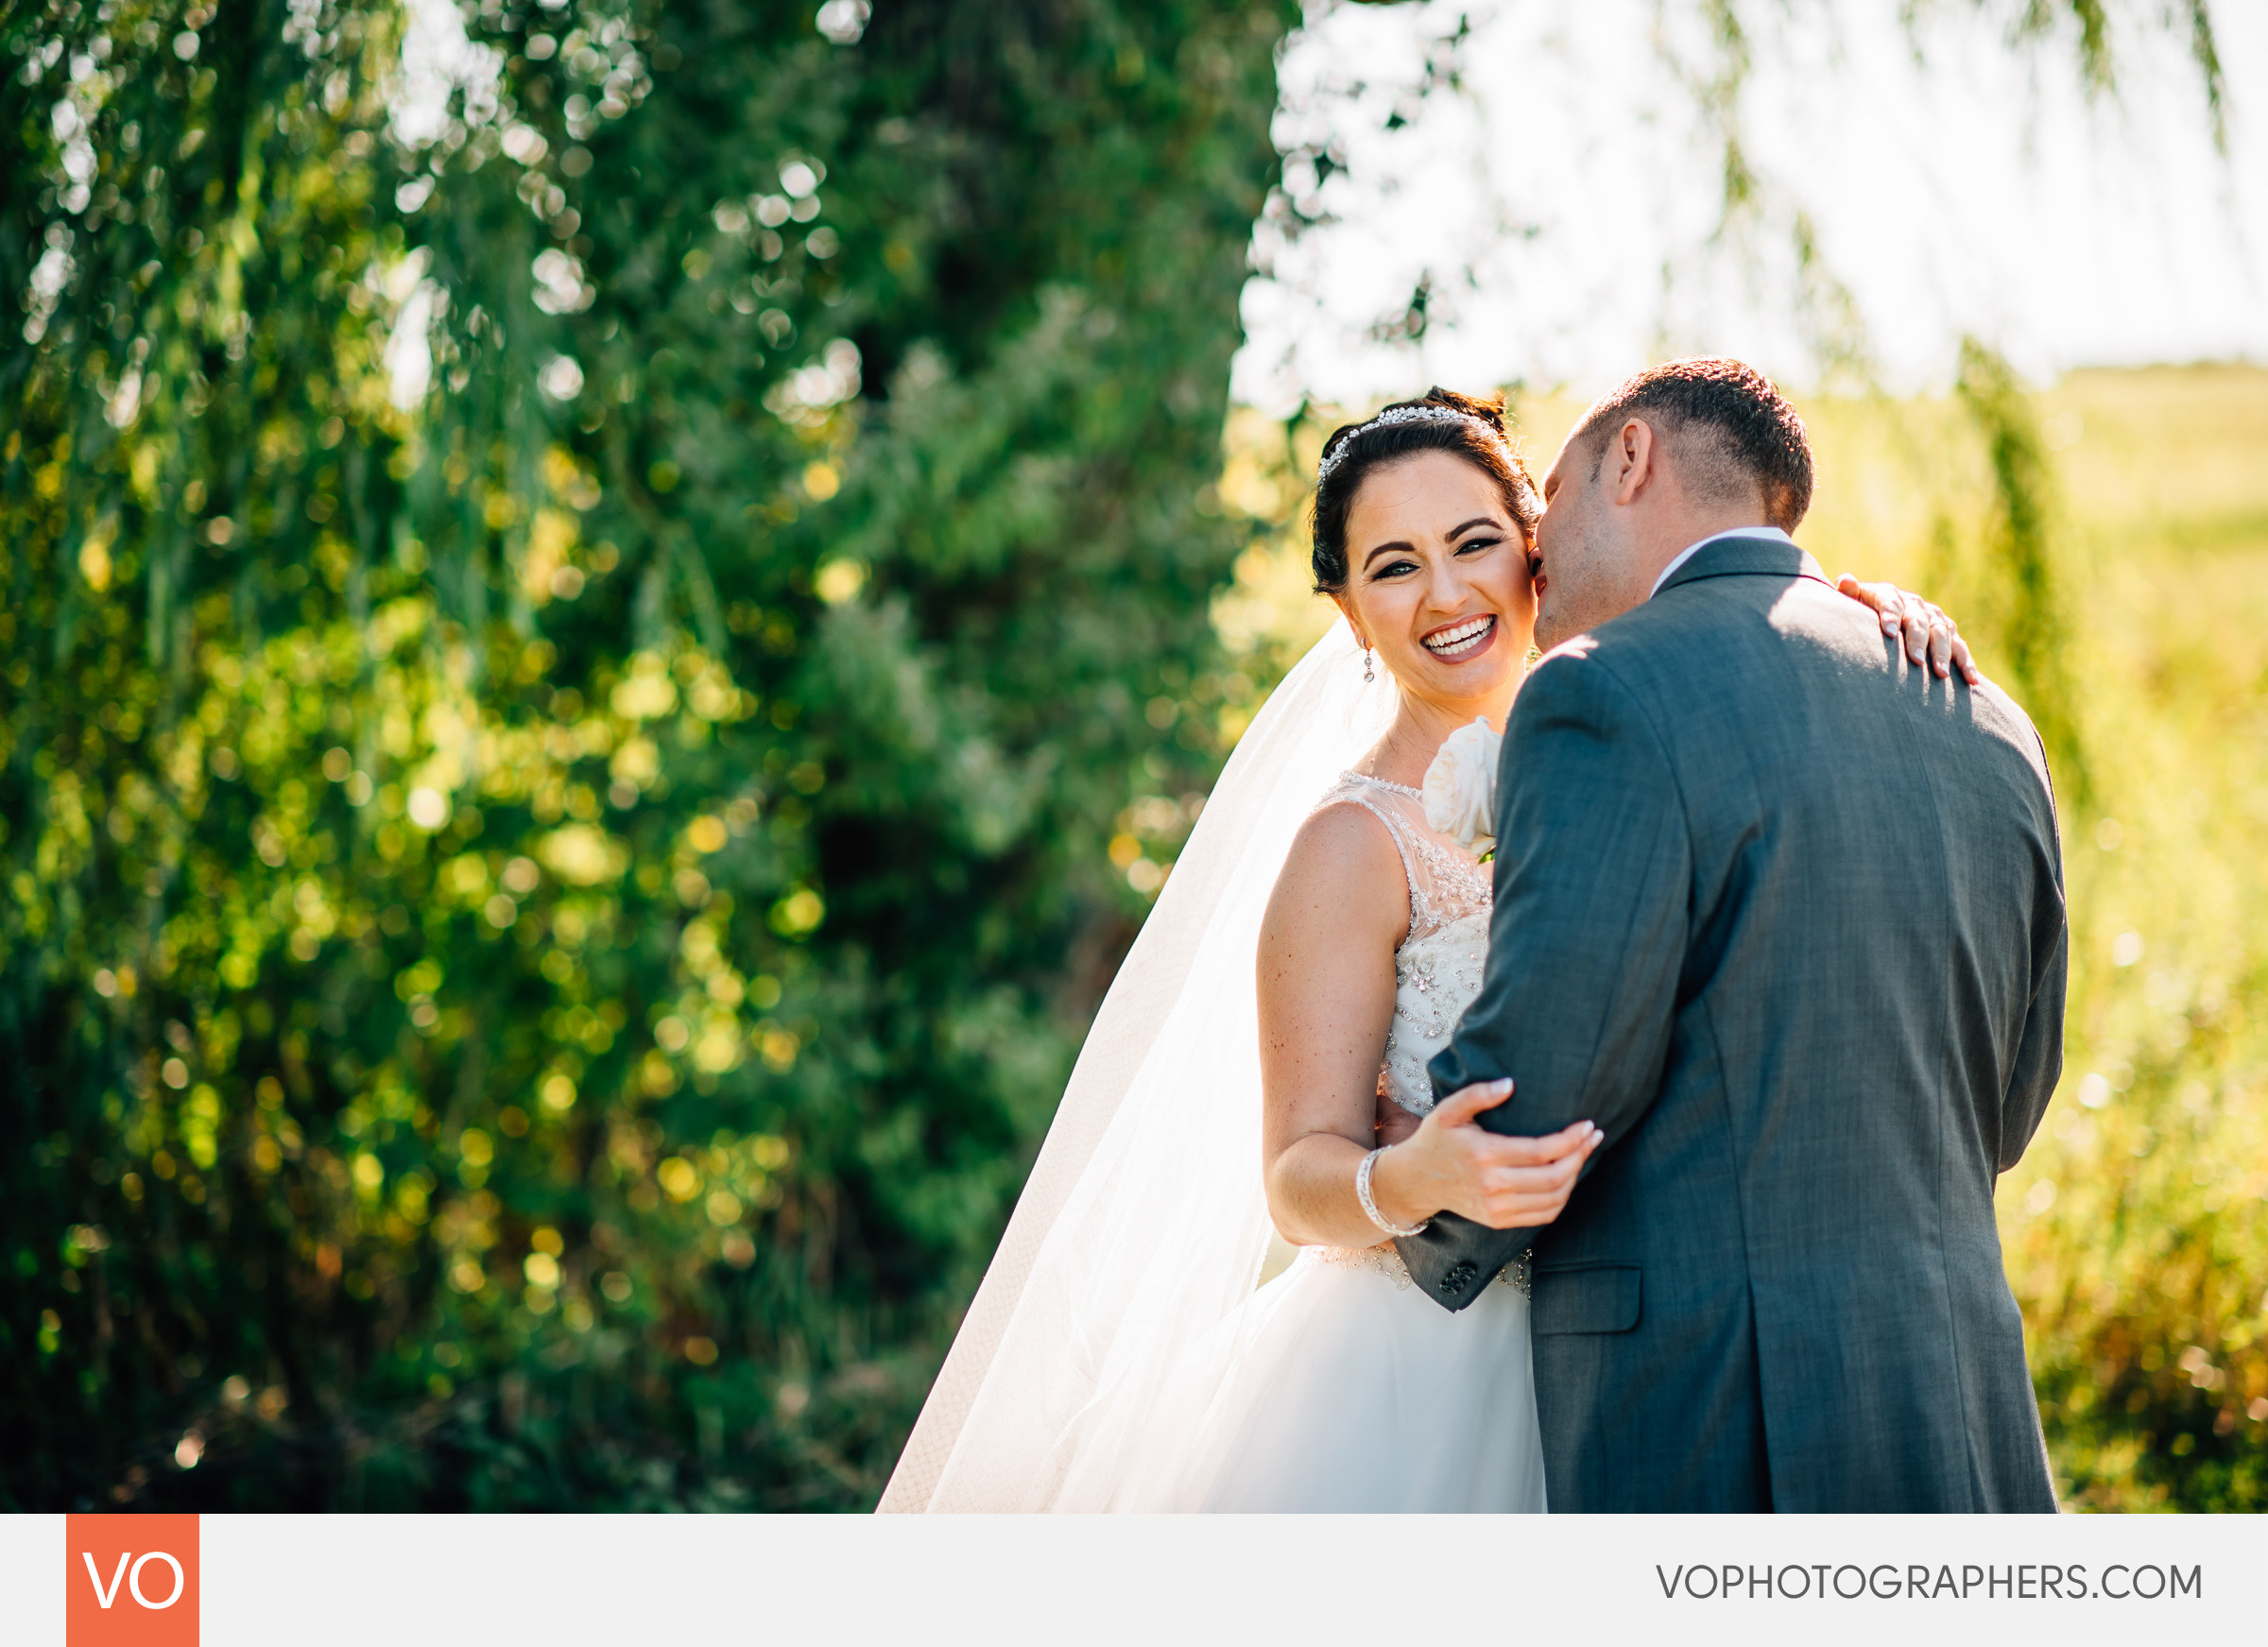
[1313,772,1493,1117]
[1303,772,1525,1295]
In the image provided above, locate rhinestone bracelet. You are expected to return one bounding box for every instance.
[1356,1147,1430,1239]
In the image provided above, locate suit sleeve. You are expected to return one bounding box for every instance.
[1998,814,2068,1173]
[1396,645,1692,1311]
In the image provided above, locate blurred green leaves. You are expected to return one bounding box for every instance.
[2,0,1293,1510]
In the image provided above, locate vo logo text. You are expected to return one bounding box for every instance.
[65,1515,198,1647]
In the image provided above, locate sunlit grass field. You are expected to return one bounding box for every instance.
[1217,364,2268,1508]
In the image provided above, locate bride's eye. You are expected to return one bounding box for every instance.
[1367,558,1419,582]
[1454,536,1503,558]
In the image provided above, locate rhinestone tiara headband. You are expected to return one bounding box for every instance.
[1315,404,1507,486]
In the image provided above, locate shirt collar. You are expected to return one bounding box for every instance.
[1648,526,1796,599]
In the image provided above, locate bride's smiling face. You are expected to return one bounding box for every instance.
[1331,450,1538,712]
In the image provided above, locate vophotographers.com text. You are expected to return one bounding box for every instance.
[1657,1563,2203,1602]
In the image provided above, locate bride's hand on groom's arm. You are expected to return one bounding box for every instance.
[1835,575,1982,686]
[1371,1079,1603,1233]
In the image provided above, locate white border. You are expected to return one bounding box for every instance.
[9,1511,2264,1646]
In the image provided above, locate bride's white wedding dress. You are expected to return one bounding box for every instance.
[878,622,1541,1515]
[1113,773,1545,1512]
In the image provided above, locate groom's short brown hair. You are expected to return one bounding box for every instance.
[1576,357,1813,531]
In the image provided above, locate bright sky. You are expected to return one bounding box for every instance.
[1232,0,2268,413]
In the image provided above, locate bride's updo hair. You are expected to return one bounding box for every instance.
[1311,387,1540,594]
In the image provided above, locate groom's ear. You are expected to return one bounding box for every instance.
[1606,418,1660,507]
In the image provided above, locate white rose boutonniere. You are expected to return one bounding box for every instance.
[1422,715,1503,859]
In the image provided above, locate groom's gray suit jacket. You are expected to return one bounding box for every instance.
[1401,536,2066,1513]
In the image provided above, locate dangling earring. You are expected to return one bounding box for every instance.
[1363,646,1376,684]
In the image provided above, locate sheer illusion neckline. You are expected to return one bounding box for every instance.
[1342,770,1423,800]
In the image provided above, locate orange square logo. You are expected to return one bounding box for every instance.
[65,1515,198,1647]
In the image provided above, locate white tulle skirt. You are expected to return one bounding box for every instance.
[1114,1246,1547,1513]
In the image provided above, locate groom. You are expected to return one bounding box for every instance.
[1400,358,2066,1512]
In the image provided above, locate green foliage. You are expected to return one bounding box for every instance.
[1994,0,2227,145]
[3,0,1294,1510]
[1983,367,2268,1510]
[1952,336,2086,798]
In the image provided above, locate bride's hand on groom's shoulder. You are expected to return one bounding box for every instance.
[1372,1080,1603,1233]
[1835,574,1983,686]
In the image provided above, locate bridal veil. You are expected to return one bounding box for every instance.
[878,620,1395,1511]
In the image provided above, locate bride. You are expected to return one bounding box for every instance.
[879,388,1973,1513]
